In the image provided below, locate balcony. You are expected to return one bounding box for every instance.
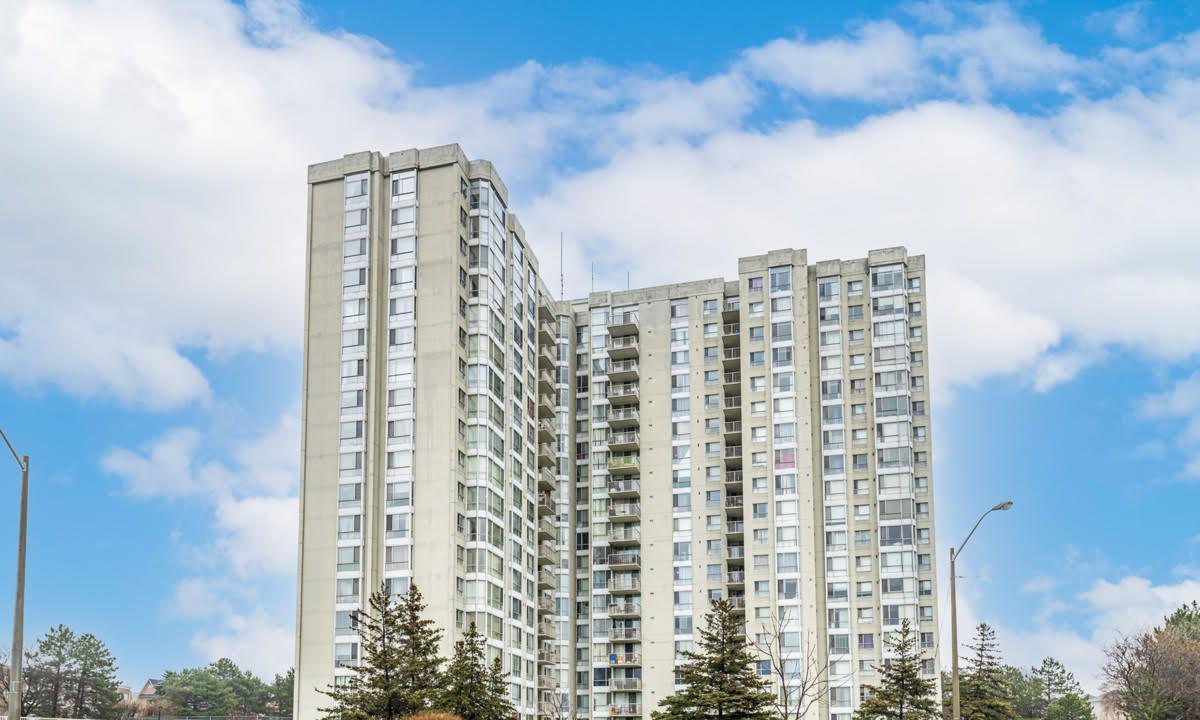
[539,467,556,493]
[610,527,641,546]
[608,359,639,382]
[727,546,745,562]
[727,570,746,585]
[538,542,557,565]
[608,408,640,429]
[612,678,642,691]
[538,515,555,540]
[608,336,639,360]
[610,653,641,666]
[538,369,556,394]
[538,443,557,467]
[537,419,556,444]
[538,595,556,614]
[608,311,639,337]
[722,348,741,368]
[723,398,742,419]
[608,383,640,406]
[609,455,639,476]
[722,298,740,320]
[537,647,559,663]
[610,577,641,594]
[726,521,745,537]
[609,551,641,569]
[725,494,744,509]
[723,421,742,439]
[538,493,555,517]
[723,371,740,389]
[611,705,642,717]
[608,602,642,618]
[610,627,641,641]
[539,321,557,346]
[722,323,740,346]
[538,570,556,590]
[608,478,641,498]
[609,431,640,452]
[538,393,556,418]
[724,470,743,487]
[539,344,556,370]
[610,503,640,521]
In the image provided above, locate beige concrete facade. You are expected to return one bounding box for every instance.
[299,145,939,720]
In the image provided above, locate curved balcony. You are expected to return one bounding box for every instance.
[608,383,640,406]
[608,477,640,499]
[608,455,639,476]
[609,431,640,452]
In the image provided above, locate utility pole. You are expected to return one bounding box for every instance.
[950,500,1012,720]
[1,428,28,720]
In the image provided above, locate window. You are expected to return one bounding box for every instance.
[818,278,839,303]
[748,276,763,293]
[769,267,791,293]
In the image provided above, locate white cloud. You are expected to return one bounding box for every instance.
[214,495,298,578]
[1032,346,1105,393]
[523,92,1200,392]
[3,0,1199,411]
[1139,371,1200,478]
[948,573,1200,694]
[191,607,294,678]
[101,413,298,499]
[1087,3,1152,42]
[742,21,922,101]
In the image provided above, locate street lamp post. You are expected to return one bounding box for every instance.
[1,428,28,720]
[950,500,1012,720]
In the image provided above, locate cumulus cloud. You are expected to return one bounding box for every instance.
[1139,371,1200,478]
[3,0,1200,412]
[949,572,1200,694]
[191,607,295,678]
[103,413,300,671]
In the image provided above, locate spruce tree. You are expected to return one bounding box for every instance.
[1031,659,1082,711]
[961,624,1018,720]
[854,619,939,720]
[652,598,775,720]
[438,623,515,720]
[320,582,444,720]
[1043,694,1094,720]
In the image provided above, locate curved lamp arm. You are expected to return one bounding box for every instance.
[953,500,1013,560]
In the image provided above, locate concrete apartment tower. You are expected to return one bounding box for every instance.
[297,145,940,720]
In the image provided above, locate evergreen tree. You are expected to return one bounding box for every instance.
[1031,659,1082,711]
[159,658,273,715]
[1000,666,1043,719]
[652,598,775,720]
[961,624,1018,720]
[853,619,939,720]
[437,623,515,720]
[67,633,122,719]
[272,667,296,715]
[320,582,444,720]
[24,624,77,717]
[1043,695,1094,720]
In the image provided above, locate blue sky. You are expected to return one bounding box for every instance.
[1,0,1200,694]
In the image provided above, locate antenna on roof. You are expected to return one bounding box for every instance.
[559,232,564,301]
[626,270,630,291]
[591,262,595,293]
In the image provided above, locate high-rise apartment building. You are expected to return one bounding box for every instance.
[297,145,940,720]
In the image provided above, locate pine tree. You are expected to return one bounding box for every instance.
[68,633,122,719]
[1043,694,1094,720]
[1000,666,1043,719]
[24,624,78,717]
[652,598,775,720]
[961,624,1018,720]
[1031,659,1082,711]
[854,619,939,720]
[320,582,444,720]
[437,623,515,720]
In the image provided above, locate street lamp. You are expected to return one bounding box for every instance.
[950,500,1012,720]
[1,428,28,720]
